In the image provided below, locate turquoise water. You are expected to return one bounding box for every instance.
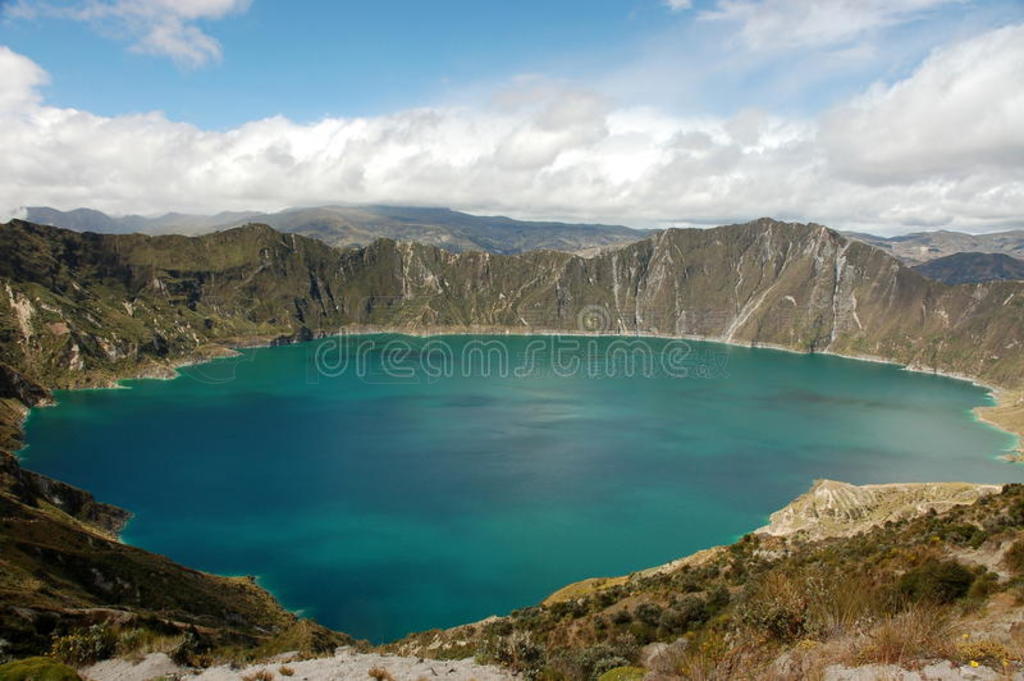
[19,334,1022,642]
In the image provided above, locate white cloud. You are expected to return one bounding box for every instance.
[0,45,48,110]
[821,24,1024,184]
[700,0,961,51]
[5,0,250,67]
[663,0,693,11]
[0,24,1021,235]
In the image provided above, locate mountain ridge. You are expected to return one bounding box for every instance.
[845,228,1024,265]
[913,251,1024,285]
[23,205,647,255]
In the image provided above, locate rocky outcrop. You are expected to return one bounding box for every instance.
[0,363,51,406]
[756,479,1003,540]
[0,452,131,537]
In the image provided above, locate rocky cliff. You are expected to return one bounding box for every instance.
[2,217,1023,393]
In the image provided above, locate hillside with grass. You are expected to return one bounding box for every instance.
[387,481,1024,680]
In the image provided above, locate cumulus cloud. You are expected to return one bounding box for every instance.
[700,0,960,51]
[5,0,250,67]
[663,0,693,11]
[821,24,1024,184]
[0,24,1021,234]
[0,45,48,110]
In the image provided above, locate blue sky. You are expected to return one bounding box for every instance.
[3,1,672,127]
[5,0,1014,127]
[1,0,1022,233]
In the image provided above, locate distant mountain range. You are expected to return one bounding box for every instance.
[26,206,1024,284]
[24,205,647,255]
[912,252,1024,285]
[844,229,1024,265]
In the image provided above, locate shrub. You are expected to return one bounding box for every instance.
[940,524,987,548]
[1004,538,1024,575]
[954,637,1013,666]
[610,610,632,626]
[591,657,632,680]
[547,643,639,681]
[595,667,645,681]
[705,585,730,614]
[853,606,956,666]
[0,658,82,681]
[736,573,808,642]
[169,630,211,667]
[50,626,118,667]
[625,622,654,645]
[675,595,710,631]
[278,667,295,677]
[898,559,974,604]
[633,604,662,627]
[967,571,999,600]
[479,631,543,675]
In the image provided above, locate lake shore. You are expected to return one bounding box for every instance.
[60,323,1023,462]
[291,324,1024,457]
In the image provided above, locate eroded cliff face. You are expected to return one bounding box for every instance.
[755,479,1004,540]
[0,451,131,537]
[2,217,1022,395]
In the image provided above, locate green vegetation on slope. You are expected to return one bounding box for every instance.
[0,657,81,681]
[390,484,1024,680]
[914,252,1024,284]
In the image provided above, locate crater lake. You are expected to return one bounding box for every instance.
[18,334,1023,642]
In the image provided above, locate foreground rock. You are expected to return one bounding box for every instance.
[83,649,517,681]
[824,662,1022,680]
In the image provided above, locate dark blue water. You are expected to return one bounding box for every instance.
[19,335,1021,642]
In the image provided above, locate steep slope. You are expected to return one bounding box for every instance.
[913,251,1024,284]
[3,217,1024,390]
[24,205,647,255]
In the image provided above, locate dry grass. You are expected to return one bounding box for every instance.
[673,633,775,681]
[368,667,395,681]
[116,629,185,662]
[847,605,958,666]
[278,666,295,677]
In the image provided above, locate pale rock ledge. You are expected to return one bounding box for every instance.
[756,479,1003,541]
